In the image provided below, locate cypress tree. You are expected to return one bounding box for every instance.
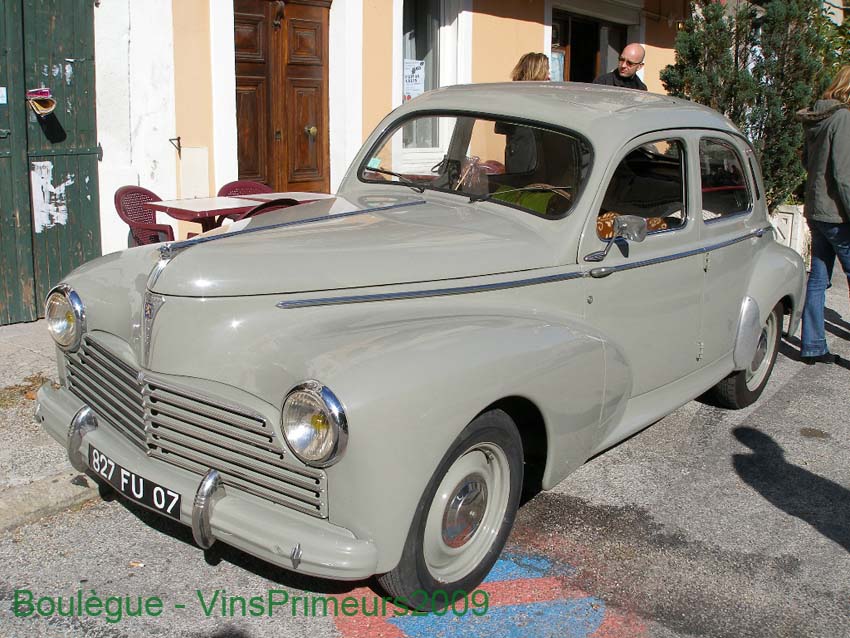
[661,0,832,210]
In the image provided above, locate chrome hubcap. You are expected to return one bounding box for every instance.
[423,443,510,583]
[442,474,488,548]
[750,330,768,375]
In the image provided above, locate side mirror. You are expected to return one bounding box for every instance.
[584,214,648,263]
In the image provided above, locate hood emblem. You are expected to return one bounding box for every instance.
[142,292,165,368]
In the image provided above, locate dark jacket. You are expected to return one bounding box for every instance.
[796,99,850,224]
[592,70,647,91]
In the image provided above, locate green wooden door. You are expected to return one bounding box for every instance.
[0,0,36,324]
[23,0,100,314]
[0,0,100,325]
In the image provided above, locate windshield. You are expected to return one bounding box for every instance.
[358,114,591,218]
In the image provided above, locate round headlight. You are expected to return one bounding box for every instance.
[45,285,85,351]
[281,381,347,467]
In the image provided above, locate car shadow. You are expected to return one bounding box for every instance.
[732,427,850,552]
[94,480,370,596]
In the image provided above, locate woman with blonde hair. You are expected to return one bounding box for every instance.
[796,65,850,364]
[499,53,551,174]
[511,52,550,82]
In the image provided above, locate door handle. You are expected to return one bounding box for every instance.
[273,1,285,30]
[589,266,615,278]
[304,125,318,139]
[0,129,10,139]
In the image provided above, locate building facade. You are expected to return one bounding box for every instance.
[0,0,687,324]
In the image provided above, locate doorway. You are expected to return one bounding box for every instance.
[233,0,331,193]
[551,11,627,83]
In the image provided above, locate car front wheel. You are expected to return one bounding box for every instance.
[377,409,523,611]
[706,302,782,409]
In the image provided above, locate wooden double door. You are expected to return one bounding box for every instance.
[234,0,331,193]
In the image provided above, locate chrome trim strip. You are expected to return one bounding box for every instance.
[166,200,427,251]
[277,227,771,310]
[604,227,769,275]
[277,271,585,309]
[142,292,165,368]
[192,469,224,550]
[703,208,753,225]
[147,256,171,290]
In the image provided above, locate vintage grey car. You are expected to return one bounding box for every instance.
[37,83,804,609]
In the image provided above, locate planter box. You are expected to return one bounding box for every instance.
[771,204,810,265]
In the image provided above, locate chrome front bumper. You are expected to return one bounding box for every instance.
[36,382,378,580]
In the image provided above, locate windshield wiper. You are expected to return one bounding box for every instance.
[469,185,573,204]
[365,167,426,193]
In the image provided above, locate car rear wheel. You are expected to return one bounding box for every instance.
[707,302,782,409]
[377,409,523,611]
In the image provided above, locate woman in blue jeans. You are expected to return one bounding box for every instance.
[796,66,850,364]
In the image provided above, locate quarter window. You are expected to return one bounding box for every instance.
[597,140,686,240]
[699,138,752,221]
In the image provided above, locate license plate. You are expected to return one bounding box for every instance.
[88,446,182,520]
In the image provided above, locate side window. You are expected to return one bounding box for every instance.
[597,140,686,240]
[699,138,752,221]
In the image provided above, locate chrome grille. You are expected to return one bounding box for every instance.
[66,337,146,450]
[65,335,327,518]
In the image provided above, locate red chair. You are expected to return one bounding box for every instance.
[216,180,274,226]
[217,180,274,198]
[114,186,174,246]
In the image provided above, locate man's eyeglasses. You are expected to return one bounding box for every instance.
[618,56,644,67]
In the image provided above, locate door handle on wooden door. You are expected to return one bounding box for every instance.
[304,125,318,139]
[273,1,285,30]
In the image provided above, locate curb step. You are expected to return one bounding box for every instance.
[0,469,99,533]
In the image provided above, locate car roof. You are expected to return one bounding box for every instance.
[397,82,742,145]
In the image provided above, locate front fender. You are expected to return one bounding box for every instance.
[144,293,614,573]
[301,307,611,573]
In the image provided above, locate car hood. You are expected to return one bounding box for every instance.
[149,195,559,297]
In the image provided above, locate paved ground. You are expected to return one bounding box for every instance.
[1,277,848,637]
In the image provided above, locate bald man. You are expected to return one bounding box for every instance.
[593,43,647,91]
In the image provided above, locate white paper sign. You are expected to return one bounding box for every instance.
[403,59,425,102]
[0,87,7,105]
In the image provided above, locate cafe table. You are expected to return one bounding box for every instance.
[145,196,259,232]
[237,191,334,204]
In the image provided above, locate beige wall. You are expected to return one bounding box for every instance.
[172,0,215,236]
[472,0,546,83]
[469,0,544,161]
[643,0,681,94]
[363,1,394,139]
